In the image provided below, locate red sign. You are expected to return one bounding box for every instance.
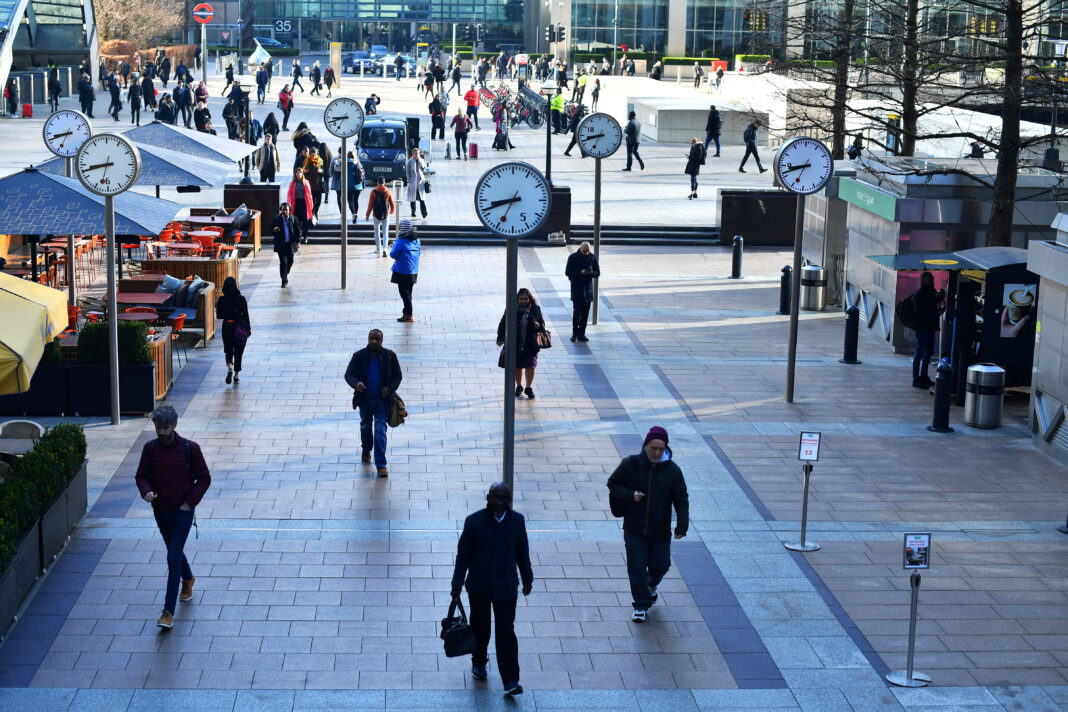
[220,31,231,41]
[192,3,214,23]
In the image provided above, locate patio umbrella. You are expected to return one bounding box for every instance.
[125,121,257,164]
[0,168,183,236]
[36,141,235,197]
[0,272,68,394]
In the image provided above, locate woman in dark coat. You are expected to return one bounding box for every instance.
[428,94,445,140]
[497,288,545,399]
[262,111,280,144]
[684,136,702,200]
[215,276,251,385]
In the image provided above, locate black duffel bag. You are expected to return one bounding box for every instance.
[440,599,477,657]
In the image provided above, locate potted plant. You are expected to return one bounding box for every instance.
[70,321,156,415]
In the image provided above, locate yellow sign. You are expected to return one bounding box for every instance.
[922,259,959,266]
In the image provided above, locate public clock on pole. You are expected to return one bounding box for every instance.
[43,110,92,158]
[773,136,833,195]
[474,162,552,237]
[75,133,142,196]
[324,97,365,139]
[576,113,622,158]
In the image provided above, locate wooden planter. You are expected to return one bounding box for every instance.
[39,461,88,571]
[0,365,69,416]
[68,364,157,416]
[0,521,42,634]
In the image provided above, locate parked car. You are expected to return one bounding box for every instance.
[254,37,288,49]
[358,115,417,185]
[343,51,375,74]
[374,54,416,77]
[369,44,390,59]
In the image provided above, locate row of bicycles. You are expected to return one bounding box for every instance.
[477,83,546,130]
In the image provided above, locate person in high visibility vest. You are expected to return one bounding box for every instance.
[551,90,565,134]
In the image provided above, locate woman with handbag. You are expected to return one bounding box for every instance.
[497,288,546,399]
[405,147,429,220]
[215,277,251,385]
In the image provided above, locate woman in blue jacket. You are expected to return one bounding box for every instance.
[390,219,420,322]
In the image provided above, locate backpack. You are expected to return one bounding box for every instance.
[372,189,388,219]
[896,293,917,330]
[349,160,365,187]
[698,144,707,165]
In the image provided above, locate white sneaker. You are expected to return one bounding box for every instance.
[631,609,647,622]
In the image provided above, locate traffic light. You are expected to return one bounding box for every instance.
[476,24,485,42]
[465,23,473,41]
[545,24,556,43]
[557,24,566,44]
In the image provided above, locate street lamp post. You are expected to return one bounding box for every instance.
[612,0,619,75]
[539,79,557,184]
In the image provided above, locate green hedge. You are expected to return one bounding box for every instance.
[77,321,151,366]
[787,59,836,68]
[40,338,64,366]
[662,56,722,66]
[571,50,650,64]
[0,423,87,576]
[440,42,473,53]
[738,54,771,63]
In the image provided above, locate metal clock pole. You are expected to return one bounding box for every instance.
[105,194,120,425]
[503,235,518,489]
[591,156,601,324]
[65,158,76,305]
[785,192,805,404]
[201,22,208,83]
[340,135,348,289]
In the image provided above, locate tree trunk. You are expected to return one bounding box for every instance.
[987,0,1023,247]
[899,0,920,156]
[830,0,855,159]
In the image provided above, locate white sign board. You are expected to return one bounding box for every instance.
[798,431,821,461]
[903,533,931,569]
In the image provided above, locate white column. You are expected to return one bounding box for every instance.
[667,0,688,57]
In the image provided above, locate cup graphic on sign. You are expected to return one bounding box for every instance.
[1000,283,1036,338]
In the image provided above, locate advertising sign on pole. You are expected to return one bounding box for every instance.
[798,431,821,461]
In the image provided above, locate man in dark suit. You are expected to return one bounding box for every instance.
[451,482,533,697]
[565,241,601,342]
[271,203,299,287]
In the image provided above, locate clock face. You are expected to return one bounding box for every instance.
[576,113,622,158]
[474,162,552,237]
[43,110,92,158]
[773,137,833,195]
[75,134,142,196]
[324,97,365,138]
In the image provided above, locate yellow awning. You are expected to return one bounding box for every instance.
[0,272,68,394]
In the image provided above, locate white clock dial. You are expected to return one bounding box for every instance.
[773,137,833,195]
[576,113,622,159]
[43,110,92,158]
[75,134,142,196]
[474,162,552,237]
[324,97,365,139]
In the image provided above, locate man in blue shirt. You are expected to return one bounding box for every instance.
[344,330,403,477]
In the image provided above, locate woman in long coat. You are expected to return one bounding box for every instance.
[404,147,428,220]
[497,288,546,399]
[684,136,702,200]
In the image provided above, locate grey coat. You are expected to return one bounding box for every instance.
[404,156,426,202]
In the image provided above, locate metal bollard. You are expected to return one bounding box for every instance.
[886,572,931,687]
[927,358,954,433]
[839,306,862,364]
[730,235,743,279]
[777,265,792,315]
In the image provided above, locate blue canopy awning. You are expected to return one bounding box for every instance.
[36,141,234,188]
[125,121,257,164]
[0,168,182,236]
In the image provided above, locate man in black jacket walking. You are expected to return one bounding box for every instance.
[911,271,943,387]
[451,482,533,696]
[622,111,644,171]
[607,427,688,622]
[344,330,403,477]
[704,105,722,157]
[739,119,768,173]
[565,241,600,342]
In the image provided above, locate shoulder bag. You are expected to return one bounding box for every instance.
[388,392,407,427]
[536,329,552,349]
[440,600,477,657]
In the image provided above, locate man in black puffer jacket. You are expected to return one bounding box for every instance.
[607,426,689,622]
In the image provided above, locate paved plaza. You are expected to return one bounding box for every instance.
[1,64,1067,712]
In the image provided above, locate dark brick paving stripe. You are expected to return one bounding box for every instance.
[700,433,775,522]
[672,542,788,690]
[574,363,629,421]
[0,538,107,687]
[598,295,649,355]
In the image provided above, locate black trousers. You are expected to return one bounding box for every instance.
[221,323,247,372]
[293,212,309,242]
[469,595,519,685]
[180,104,192,127]
[393,273,415,315]
[260,166,275,183]
[626,143,644,169]
[624,530,671,610]
[455,134,468,157]
[312,191,323,218]
[130,104,140,125]
[276,247,294,282]
[431,122,444,139]
[572,299,591,337]
[565,133,586,156]
[739,143,764,171]
[282,108,292,130]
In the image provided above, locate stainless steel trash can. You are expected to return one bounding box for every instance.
[800,265,827,311]
[964,363,1005,428]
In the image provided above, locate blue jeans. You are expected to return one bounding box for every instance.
[623,530,671,610]
[154,507,194,614]
[689,174,698,192]
[913,329,935,382]
[704,133,720,155]
[359,397,389,467]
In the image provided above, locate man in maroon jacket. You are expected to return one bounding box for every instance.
[135,405,212,629]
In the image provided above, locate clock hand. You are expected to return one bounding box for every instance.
[585,132,605,139]
[500,191,520,219]
[53,130,73,140]
[488,196,521,209]
[86,161,115,171]
[782,162,811,173]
